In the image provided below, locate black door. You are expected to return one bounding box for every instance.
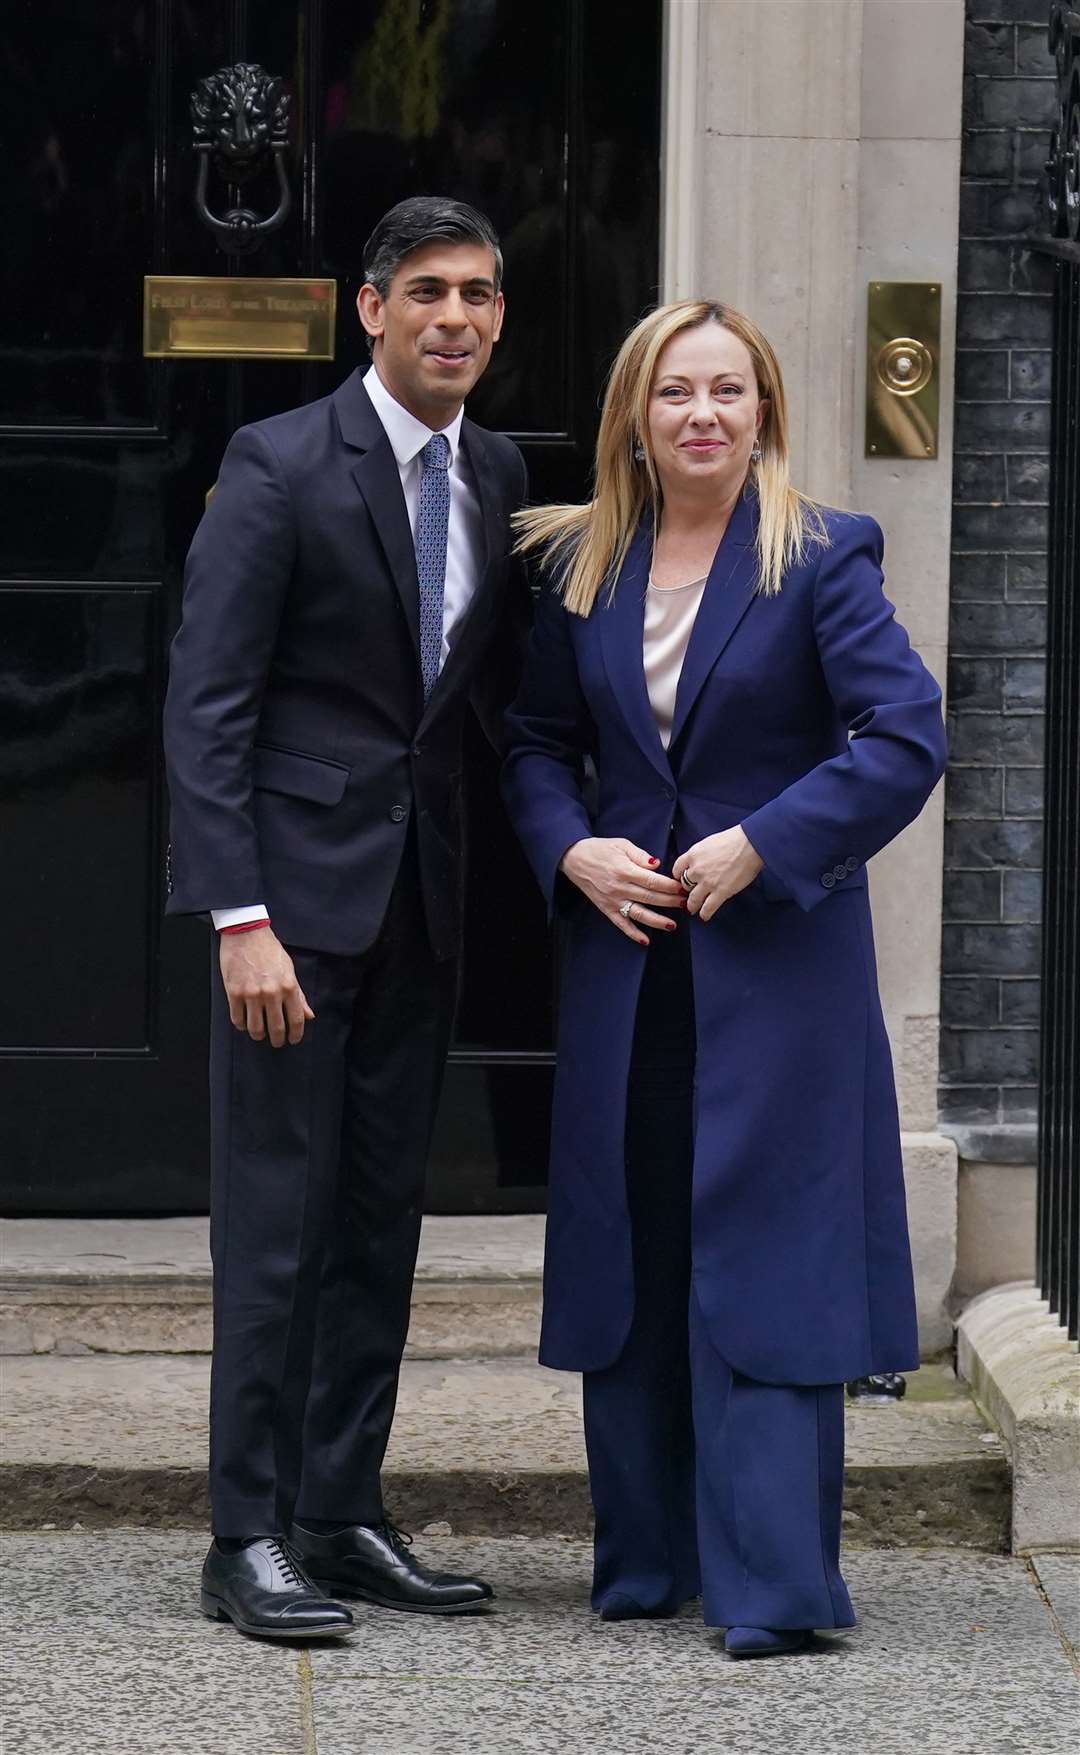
[0,0,661,1214]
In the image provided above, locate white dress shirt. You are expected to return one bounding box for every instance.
[212,364,485,931]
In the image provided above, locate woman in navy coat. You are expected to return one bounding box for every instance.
[502,301,947,1657]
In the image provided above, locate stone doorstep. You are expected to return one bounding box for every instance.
[0,1354,1011,1550]
[0,1215,546,1279]
[1,1201,961,1365]
[0,1284,542,1362]
[0,1215,544,1359]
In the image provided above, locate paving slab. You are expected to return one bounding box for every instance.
[0,1216,545,1359]
[1,1533,1077,1755]
[0,1530,310,1755]
[0,1353,1010,1546]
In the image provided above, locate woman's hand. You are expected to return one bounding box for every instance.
[672,828,764,921]
[560,837,687,946]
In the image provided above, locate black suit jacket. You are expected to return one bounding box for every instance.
[162,369,530,959]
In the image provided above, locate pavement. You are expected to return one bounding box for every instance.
[1,1532,1076,1755]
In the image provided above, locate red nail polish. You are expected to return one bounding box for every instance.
[648,857,660,867]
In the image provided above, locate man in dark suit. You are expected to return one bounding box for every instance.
[163,197,530,1640]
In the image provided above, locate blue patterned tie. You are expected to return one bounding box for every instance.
[416,434,451,700]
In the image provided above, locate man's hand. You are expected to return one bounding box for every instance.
[672,827,764,921]
[560,837,686,947]
[219,929,315,1047]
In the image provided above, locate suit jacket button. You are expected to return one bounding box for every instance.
[411,746,423,759]
[390,804,408,822]
[833,863,847,880]
[845,855,859,873]
[820,871,836,889]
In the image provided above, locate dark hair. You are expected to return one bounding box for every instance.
[362,196,504,299]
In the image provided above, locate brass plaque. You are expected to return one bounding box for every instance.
[865,282,941,460]
[143,276,337,360]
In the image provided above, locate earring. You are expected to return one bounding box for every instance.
[633,442,646,462]
[750,442,762,464]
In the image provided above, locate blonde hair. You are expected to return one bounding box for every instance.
[513,300,829,615]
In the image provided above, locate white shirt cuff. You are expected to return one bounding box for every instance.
[211,905,270,930]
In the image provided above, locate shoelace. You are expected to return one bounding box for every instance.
[380,1520,414,1553]
[267,1537,313,1590]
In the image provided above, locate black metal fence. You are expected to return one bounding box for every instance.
[1036,243,1079,1343]
[1036,6,1080,1341]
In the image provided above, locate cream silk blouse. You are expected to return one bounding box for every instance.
[643,575,708,748]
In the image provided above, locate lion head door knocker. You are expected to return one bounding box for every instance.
[190,63,292,256]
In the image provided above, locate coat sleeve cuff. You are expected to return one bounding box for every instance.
[741,808,839,913]
[530,812,594,917]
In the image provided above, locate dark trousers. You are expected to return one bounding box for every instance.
[207,835,457,1538]
[582,924,855,1631]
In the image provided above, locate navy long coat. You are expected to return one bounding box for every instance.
[502,494,947,1386]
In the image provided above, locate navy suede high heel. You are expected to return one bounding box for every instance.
[724,1625,812,1658]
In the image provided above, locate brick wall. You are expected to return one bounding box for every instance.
[940,0,1058,1133]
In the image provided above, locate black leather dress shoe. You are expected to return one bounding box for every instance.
[200,1536,354,1639]
[291,1520,494,1614]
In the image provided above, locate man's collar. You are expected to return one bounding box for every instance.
[362,364,464,467]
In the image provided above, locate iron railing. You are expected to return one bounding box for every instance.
[1036,5,1080,1342]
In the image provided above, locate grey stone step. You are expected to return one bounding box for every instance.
[0,1353,1011,1549]
[0,1216,543,1360]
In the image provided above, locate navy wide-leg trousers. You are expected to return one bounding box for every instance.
[581,923,855,1632]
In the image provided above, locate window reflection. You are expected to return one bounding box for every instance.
[321,0,568,431]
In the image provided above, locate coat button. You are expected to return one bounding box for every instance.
[820,871,836,889]
[411,746,423,759]
[389,804,408,822]
[845,855,859,873]
[833,863,848,880]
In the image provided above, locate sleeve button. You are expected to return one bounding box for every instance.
[390,804,408,823]
[845,855,859,873]
[820,871,836,890]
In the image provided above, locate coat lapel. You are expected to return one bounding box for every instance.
[350,448,421,653]
[334,371,421,653]
[597,518,673,786]
[667,492,760,750]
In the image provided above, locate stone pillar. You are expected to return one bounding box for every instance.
[662,0,965,1353]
